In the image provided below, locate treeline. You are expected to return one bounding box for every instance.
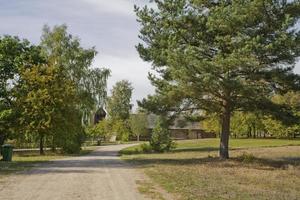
[203,91,300,139]
[0,25,110,154]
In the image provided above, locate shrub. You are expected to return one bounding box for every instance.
[239,153,256,163]
[141,143,153,153]
[150,116,174,152]
[60,131,85,154]
[56,122,86,154]
[86,120,111,143]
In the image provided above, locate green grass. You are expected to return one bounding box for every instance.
[177,138,300,149]
[121,139,300,200]
[0,146,97,178]
[120,138,300,155]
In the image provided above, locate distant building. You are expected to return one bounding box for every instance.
[147,114,216,140]
[93,107,107,124]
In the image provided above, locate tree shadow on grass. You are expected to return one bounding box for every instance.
[128,155,300,171]
[233,156,300,169]
[120,147,220,155]
[172,147,219,153]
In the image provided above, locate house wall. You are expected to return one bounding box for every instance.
[170,129,189,140]
[199,132,216,139]
[147,129,216,140]
[170,129,216,140]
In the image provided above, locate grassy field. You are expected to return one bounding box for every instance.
[0,146,97,178]
[121,138,300,200]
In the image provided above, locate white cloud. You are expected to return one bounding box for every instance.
[93,53,155,108]
[80,0,136,16]
[1,0,299,111]
[295,62,300,74]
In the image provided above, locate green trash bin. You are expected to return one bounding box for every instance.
[2,144,13,162]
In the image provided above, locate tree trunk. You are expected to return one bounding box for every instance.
[0,133,5,147]
[0,133,5,156]
[220,102,231,159]
[39,133,45,155]
[137,134,140,142]
[248,127,252,138]
[51,136,56,152]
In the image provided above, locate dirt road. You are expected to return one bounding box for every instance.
[0,144,148,200]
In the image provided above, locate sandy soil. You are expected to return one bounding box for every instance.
[0,144,148,200]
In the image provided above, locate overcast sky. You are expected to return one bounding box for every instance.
[0,0,299,109]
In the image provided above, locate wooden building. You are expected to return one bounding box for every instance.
[147,114,216,140]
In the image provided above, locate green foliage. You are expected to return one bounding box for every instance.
[262,118,291,138]
[150,116,174,152]
[231,112,265,138]
[202,114,221,136]
[106,80,133,142]
[58,127,85,154]
[15,62,83,153]
[130,112,149,141]
[262,91,300,138]
[40,24,110,126]
[136,0,300,158]
[107,80,133,121]
[52,103,85,154]
[0,24,110,154]
[0,36,43,145]
[112,120,130,142]
[86,119,111,140]
[140,143,153,153]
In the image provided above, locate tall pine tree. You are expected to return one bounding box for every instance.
[136,0,300,158]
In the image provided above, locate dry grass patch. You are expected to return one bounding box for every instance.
[122,140,300,200]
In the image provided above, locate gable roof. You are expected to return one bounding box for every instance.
[147,114,202,130]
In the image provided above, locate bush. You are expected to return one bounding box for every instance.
[150,116,174,152]
[239,153,256,163]
[141,143,153,153]
[86,120,111,143]
[56,125,85,154]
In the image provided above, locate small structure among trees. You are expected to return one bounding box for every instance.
[93,108,107,124]
[147,114,216,140]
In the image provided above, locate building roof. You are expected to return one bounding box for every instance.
[147,114,202,130]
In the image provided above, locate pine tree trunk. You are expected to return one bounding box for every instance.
[137,134,140,142]
[40,133,45,155]
[220,102,231,159]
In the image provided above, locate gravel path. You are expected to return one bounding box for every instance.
[0,144,148,200]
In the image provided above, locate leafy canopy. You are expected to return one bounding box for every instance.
[130,112,149,140]
[107,80,133,121]
[0,36,43,145]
